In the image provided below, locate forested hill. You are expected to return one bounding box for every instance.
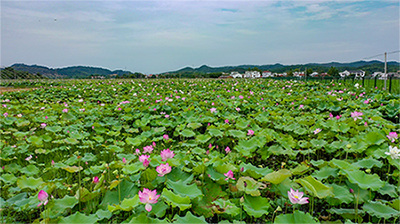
[4,64,139,79]
[166,60,400,75]
[2,60,399,79]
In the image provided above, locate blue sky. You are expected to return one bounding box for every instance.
[1,0,399,74]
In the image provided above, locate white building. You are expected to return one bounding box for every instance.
[230,72,243,78]
[244,71,261,78]
[339,70,350,78]
[309,72,319,77]
[262,71,273,77]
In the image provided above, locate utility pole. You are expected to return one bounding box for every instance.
[384,52,387,90]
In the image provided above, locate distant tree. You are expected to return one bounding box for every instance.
[306,68,313,75]
[327,66,339,77]
[287,69,294,77]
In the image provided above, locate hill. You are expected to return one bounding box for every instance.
[4,64,137,79]
[165,60,399,75]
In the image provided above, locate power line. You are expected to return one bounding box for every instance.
[363,50,400,60]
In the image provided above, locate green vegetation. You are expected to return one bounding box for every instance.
[0,79,399,223]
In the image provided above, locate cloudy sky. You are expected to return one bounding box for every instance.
[1,0,399,74]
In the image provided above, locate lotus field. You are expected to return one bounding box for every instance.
[1,79,400,223]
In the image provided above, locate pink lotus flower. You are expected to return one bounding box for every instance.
[41,123,47,128]
[163,134,169,140]
[299,105,304,109]
[387,132,398,142]
[139,188,160,212]
[93,176,99,184]
[247,130,254,136]
[210,108,217,113]
[135,148,141,155]
[225,119,229,124]
[313,128,321,135]
[45,116,48,119]
[143,145,154,154]
[224,170,235,181]
[37,190,49,207]
[139,155,150,163]
[51,160,55,166]
[25,155,32,161]
[236,107,240,112]
[122,158,126,164]
[288,188,309,205]
[152,142,156,147]
[156,163,171,176]
[225,147,231,154]
[3,113,8,117]
[351,111,363,121]
[209,144,212,149]
[336,115,341,120]
[160,149,175,161]
[62,109,68,113]
[329,113,333,119]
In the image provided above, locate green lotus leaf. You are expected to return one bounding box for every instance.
[63,166,83,173]
[26,136,43,146]
[0,173,18,184]
[108,195,140,212]
[149,200,169,218]
[353,157,383,169]
[239,162,272,179]
[389,199,400,211]
[243,195,271,218]
[364,131,386,145]
[227,129,246,139]
[196,134,211,144]
[260,169,292,184]
[13,131,30,138]
[310,139,327,149]
[187,123,202,129]
[296,176,334,199]
[48,195,78,218]
[45,125,62,133]
[123,162,144,174]
[214,163,238,174]
[173,211,207,224]
[180,129,196,138]
[64,137,79,145]
[236,176,264,196]
[274,210,318,223]
[16,175,44,189]
[338,123,350,133]
[340,169,385,191]
[166,179,202,199]
[363,201,400,219]
[140,168,158,184]
[20,164,40,176]
[329,159,359,171]
[212,198,241,216]
[290,164,310,176]
[235,119,251,130]
[93,136,104,143]
[126,135,147,146]
[95,209,112,220]
[58,212,98,224]
[377,182,398,198]
[312,166,339,180]
[16,119,30,127]
[107,145,123,153]
[325,183,354,205]
[162,188,191,211]
[127,212,164,223]
[208,128,224,137]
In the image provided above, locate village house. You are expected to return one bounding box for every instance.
[262,71,273,77]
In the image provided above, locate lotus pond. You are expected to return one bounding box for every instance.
[0,79,399,223]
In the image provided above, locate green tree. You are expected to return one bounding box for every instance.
[327,66,339,77]
[306,68,313,75]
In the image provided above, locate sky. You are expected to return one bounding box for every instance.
[1,0,399,74]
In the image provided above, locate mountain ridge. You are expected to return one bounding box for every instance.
[4,60,399,78]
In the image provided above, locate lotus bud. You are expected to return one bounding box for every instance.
[349,188,354,194]
[240,197,244,203]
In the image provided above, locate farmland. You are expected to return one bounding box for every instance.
[0,78,399,223]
